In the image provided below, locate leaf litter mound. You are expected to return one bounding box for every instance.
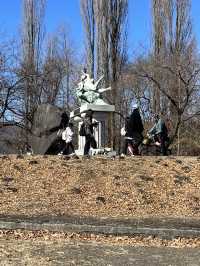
[0,155,200,218]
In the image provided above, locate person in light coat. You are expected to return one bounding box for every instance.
[61,122,75,155]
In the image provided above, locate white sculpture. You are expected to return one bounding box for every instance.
[76,70,111,105]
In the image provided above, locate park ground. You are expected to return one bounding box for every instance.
[0,155,200,265]
[1,230,200,265]
[0,155,200,218]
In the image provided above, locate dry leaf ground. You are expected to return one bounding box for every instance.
[0,155,199,218]
[1,229,200,248]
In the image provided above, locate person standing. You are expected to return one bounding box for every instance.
[121,104,144,156]
[61,122,75,155]
[121,116,134,156]
[55,111,70,155]
[81,110,98,156]
[148,114,169,155]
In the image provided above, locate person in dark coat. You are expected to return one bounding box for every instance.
[82,110,98,156]
[121,104,144,156]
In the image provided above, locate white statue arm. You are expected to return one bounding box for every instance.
[98,87,111,93]
[81,72,90,83]
[94,75,104,90]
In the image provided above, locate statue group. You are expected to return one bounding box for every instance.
[26,70,116,156]
[76,70,111,105]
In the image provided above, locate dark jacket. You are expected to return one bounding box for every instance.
[83,115,98,136]
[125,109,144,138]
[124,109,144,145]
[60,112,69,129]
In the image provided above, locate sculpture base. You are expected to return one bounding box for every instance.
[70,103,115,120]
[70,104,115,154]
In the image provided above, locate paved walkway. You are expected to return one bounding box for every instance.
[1,215,200,239]
[0,240,200,266]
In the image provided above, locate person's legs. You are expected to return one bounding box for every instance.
[156,133,167,155]
[69,142,75,154]
[64,142,75,155]
[62,142,70,155]
[160,135,167,155]
[84,135,91,155]
[122,139,128,155]
[132,144,139,155]
[127,140,134,155]
[58,139,67,155]
[154,135,159,143]
[90,136,97,149]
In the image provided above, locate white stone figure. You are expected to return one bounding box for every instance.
[76,70,111,105]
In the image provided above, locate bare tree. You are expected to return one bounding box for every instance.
[0,37,23,123]
[80,0,95,78]
[94,0,110,84]
[81,0,128,90]
[153,0,195,153]
[132,50,200,146]
[42,26,76,110]
[20,0,46,122]
[109,0,128,100]
[80,0,128,149]
[151,0,194,111]
[107,0,128,148]
[151,0,166,113]
[42,35,63,105]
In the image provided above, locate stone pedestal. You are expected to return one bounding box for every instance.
[70,103,115,155]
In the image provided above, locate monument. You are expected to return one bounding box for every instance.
[70,70,115,155]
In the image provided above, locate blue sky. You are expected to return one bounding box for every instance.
[0,0,199,56]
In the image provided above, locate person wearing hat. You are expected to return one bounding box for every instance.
[121,104,144,156]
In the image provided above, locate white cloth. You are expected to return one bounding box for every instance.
[121,127,126,136]
[62,127,74,143]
